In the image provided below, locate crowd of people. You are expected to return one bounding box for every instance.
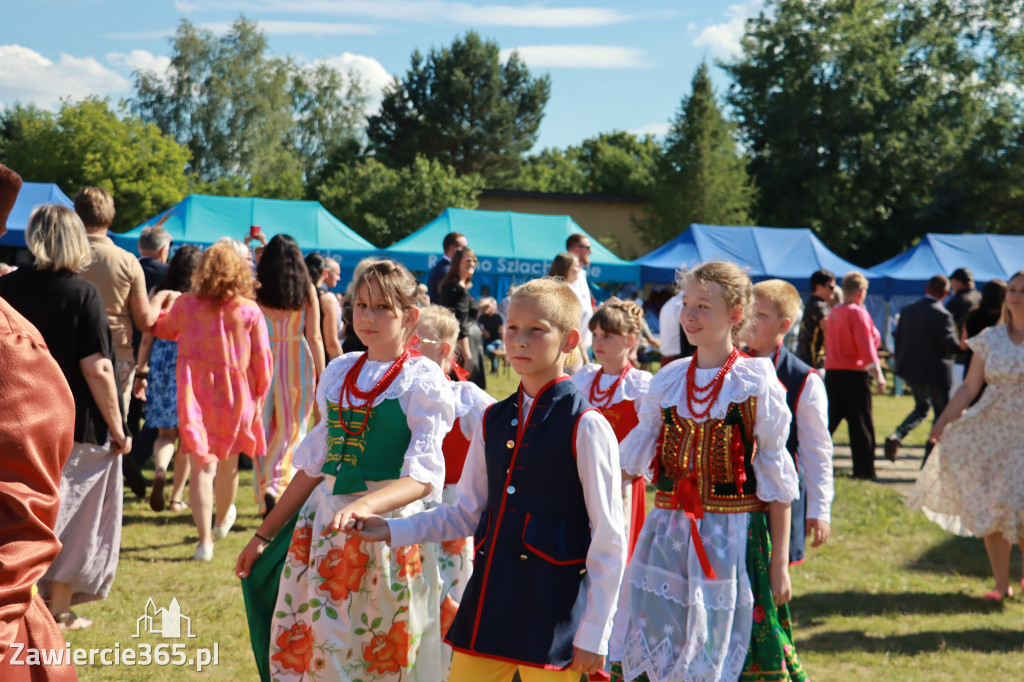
[0,157,1022,682]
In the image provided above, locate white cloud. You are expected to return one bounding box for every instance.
[693,1,763,59]
[320,53,393,112]
[107,20,378,40]
[500,45,647,69]
[0,45,131,109]
[629,122,670,138]
[175,0,198,10]
[106,50,171,76]
[184,1,630,27]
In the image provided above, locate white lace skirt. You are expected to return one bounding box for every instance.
[610,509,754,682]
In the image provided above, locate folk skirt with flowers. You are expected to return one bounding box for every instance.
[269,479,442,682]
[431,484,474,681]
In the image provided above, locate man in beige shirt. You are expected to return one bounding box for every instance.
[76,187,160,412]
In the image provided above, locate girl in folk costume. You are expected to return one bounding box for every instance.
[610,261,805,682]
[236,260,456,682]
[571,299,652,560]
[411,305,496,679]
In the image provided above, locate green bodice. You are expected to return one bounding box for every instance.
[320,397,412,495]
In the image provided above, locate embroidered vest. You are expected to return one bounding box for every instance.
[446,378,594,668]
[773,346,813,564]
[442,417,471,485]
[321,398,411,495]
[653,396,764,514]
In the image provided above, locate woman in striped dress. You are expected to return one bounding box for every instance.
[255,234,325,518]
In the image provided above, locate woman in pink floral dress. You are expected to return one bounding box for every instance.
[909,270,1024,600]
[153,243,274,562]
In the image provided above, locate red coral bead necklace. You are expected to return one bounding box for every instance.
[338,349,410,436]
[686,348,739,420]
[590,363,632,408]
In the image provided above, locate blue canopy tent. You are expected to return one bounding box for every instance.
[111,194,378,284]
[384,208,640,298]
[869,233,1024,298]
[0,182,74,248]
[634,224,873,291]
[635,224,888,339]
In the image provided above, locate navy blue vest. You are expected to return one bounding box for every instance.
[772,346,813,563]
[445,377,594,668]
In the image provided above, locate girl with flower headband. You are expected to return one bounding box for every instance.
[236,260,456,682]
[609,261,806,682]
[571,298,652,562]
[412,305,496,680]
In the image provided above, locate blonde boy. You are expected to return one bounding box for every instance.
[746,279,834,562]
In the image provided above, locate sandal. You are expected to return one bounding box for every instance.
[54,611,92,631]
[169,499,188,512]
[982,587,1013,601]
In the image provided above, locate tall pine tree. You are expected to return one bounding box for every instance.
[639,62,755,246]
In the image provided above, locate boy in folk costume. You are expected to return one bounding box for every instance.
[745,280,834,563]
[350,278,627,681]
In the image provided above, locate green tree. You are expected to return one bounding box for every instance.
[638,62,755,246]
[317,156,484,246]
[0,98,191,231]
[367,31,550,186]
[724,0,1008,260]
[517,132,660,197]
[132,17,366,198]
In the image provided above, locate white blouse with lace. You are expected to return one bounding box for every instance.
[451,381,496,441]
[571,363,653,410]
[292,352,456,503]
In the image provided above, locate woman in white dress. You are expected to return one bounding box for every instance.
[908,270,1024,601]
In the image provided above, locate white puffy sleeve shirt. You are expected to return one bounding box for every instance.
[618,356,799,504]
[795,370,834,522]
[571,364,653,415]
[389,391,627,656]
[292,352,456,503]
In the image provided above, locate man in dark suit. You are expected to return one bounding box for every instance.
[885,275,961,463]
[426,231,466,302]
[946,267,982,390]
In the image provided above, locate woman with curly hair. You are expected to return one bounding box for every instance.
[151,243,274,561]
[256,234,325,518]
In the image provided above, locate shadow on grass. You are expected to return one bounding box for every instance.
[790,591,1004,627]
[907,535,1020,578]
[799,628,1024,655]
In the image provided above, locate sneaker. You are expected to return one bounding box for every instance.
[192,544,214,562]
[884,435,900,463]
[212,504,237,540]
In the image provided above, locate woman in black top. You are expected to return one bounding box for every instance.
[439,247,486,388]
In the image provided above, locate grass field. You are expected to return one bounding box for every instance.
[64,365,1007,680]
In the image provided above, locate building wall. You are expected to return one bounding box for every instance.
[476,192,650,259]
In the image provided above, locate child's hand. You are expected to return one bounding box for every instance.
[345,513,392,543]
[328,500,372,534]
[806,518,831,548]
[235,535,268,579]
[769,560,792,606]
[568,647,605,675]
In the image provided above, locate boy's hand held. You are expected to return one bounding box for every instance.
[568,647,604,674]
[345,513,392,542]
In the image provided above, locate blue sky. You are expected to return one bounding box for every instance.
[1,1,764,151]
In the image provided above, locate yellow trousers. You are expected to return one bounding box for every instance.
[450,651,580,682]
